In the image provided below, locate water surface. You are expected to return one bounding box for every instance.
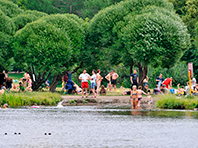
[0,106,198,148]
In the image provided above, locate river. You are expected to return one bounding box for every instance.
[0,106,198,148]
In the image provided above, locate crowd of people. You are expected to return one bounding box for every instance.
[78,69,119,98]
[0,71,32,94]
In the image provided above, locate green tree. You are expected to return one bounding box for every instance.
[88,0,190,87]
[13,14,86,91]
[13,20,72,91]
[0,0,22,17]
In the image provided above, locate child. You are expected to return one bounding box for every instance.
[130,85,138,109]
[137,86,147,107]
[99,85,106,95]
[153,85,161,95]
[145,90,153,108]
[19,82,25,92]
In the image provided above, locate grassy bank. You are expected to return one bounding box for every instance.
[156,94,198,110]
[0,92,62,107]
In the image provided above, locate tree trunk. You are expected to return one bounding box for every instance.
[138,63,148,88]
[50,74,64,92]
[70,4,72,14]
[130,61,134,75]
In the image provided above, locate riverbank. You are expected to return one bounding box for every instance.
[61,95,158,107]
[0,92,61,107]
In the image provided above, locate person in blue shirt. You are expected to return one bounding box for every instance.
[130,69,139,90]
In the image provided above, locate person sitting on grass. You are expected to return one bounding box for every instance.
[0,85,5,95]
[122,90,131,95]
[195,84,198,96]
[26,76,32,92]
[177,84,185,96]
[153,85,161,95]
[19,82,25,92]
[99,85,106,95]
[161,84,169,94]
[145,90,153,109]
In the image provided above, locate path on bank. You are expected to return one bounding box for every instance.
[61,95,158,107]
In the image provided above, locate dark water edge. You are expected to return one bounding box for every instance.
[0,106,198,148]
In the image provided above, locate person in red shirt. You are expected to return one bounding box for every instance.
[162,77,173,89]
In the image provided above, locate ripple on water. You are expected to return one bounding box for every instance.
[0,106,198,148]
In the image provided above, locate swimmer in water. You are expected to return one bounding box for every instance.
[145,90,153,109]
[130,85,138,109]
[137,86,147,107]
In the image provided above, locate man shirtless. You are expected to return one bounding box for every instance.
[111,70,119,91]
[105,72,111,91]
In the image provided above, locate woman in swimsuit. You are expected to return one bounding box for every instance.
[145,90,153,108]
[130,85,138,109]
[96,69,103,96]
[137,86,147,107]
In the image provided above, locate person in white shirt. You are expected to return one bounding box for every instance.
[79,70,90,98]
[90,70,96,98]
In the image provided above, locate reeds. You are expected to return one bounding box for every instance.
[156,94,198,110]
[0,92,61,107]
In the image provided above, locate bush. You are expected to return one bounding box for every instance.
[156,94,198,110]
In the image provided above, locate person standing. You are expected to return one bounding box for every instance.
[90,70,96,98]
[156,74,164,89]
[96,69,103,96]
[111,70,119,91]
[162,77,173,89]
[79,70,90,98]
[130,69,139,89]
[131,85,138,109]
[105,72,111,91]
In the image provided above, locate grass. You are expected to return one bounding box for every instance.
[8,72,24,80]
[0,92,62,107]
[156,94,198,110]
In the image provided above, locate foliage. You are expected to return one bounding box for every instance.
[0,92,61,107]
[156,94,198,110]
[41,14,85,63]
[182,0,198,39]
[13,19,72,90]
[0,9,15,35]
[82,0,122,19]
[0,9,15,72]
[0,0,22,17]
[147,62,189,88]
[0,32,14,72]
[120,6,191,69]
[12,10,47,31]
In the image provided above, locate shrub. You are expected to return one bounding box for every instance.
[157,94,198,110]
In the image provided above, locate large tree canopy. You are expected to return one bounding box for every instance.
[87,0,190,86]
[13,14,86,91]
[120,6,190,68]
[13,20,72,90]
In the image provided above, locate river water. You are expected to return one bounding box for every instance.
[0,106,198,148]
